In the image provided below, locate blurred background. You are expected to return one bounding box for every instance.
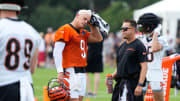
[21,0,160,32]
[21,0,180,101]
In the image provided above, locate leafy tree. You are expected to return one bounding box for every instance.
[49,0,90,11]
[115,0,161,9]
[135,0,161,9]
[100,1,133,32]
[19,0,161,33]
[29,5,73,32]
[20,0,45,21]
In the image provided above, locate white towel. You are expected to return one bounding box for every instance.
[119,84,128,101]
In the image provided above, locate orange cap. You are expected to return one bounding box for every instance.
[106,74,112,77]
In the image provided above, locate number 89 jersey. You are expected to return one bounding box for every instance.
[0,18,41,86]
[54,24,90,68]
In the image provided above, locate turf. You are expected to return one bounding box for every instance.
[32,67,180,101]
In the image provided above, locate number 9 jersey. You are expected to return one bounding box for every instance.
[0,18,41,86]
[54,24,90,69]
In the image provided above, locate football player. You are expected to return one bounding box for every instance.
[137,13,168,101]
[53,9,103,101]
[0,0,41,101]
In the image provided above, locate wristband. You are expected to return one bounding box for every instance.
[137,83,143,87]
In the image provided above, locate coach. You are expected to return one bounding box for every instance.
[110,19,147,101]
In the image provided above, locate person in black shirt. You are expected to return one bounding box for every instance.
[85,32,106,97]
[110,19,147,101]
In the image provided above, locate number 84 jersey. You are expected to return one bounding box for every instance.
[0,18,41,86]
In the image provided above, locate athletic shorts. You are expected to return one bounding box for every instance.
[0,81,20,101]
[38,51,45,62]
[0,79,34,101]
[144,81,163,92]
[64,67,86,98]
[86,55,103,73]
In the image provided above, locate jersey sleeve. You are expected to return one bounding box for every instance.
[158,36,168,50]
[54,26,71,42]
[29,25,41,48]
[137,42,147,63]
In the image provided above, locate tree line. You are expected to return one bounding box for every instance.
[20,0,160,33]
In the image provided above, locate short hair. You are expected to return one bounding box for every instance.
[77,9,92,16]
[123,19,137,28]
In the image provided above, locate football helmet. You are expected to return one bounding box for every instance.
[48,78,69,101]
[0,0,25,11]
[137,13,160,33]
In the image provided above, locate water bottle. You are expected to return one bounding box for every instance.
[106,74,113,93]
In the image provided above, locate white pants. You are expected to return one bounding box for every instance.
[65,68,86,98]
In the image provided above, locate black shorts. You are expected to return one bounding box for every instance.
[0,81,20,101]
[48,52,53,59]
[85,55,103,73]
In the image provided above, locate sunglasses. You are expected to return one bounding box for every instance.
[120,27,133,31]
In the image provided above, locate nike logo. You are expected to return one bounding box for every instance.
[127,48,135,51]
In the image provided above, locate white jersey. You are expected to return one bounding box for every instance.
[0,18,41,86]
[141,34,168,81]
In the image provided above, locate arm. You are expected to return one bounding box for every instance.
[134,62,147,96]
[151,32,163,52]
[53,41,65,85]
[112,68,117,79]
[87,24,103,43]
[138,62,147,84]
[30,48,39,74]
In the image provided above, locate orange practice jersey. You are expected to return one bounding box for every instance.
[54,24,90,68]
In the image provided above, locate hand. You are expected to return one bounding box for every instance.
[152,32,158,40]
[134,86,142,96]
[89,14,99,26]
[57,72,64,85]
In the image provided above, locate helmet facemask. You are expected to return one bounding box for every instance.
[48,78,69,101]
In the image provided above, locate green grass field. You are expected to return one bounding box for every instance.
[32,67,180,101]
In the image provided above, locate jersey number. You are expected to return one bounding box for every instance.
[147,46,154,62]
[80,40,86,58]
[5,38,33,70]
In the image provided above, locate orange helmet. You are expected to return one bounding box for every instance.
[48,78,69,101]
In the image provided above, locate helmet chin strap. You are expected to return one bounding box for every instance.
[145,32,153,42]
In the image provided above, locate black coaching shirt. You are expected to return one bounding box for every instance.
[116,39,147,78]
